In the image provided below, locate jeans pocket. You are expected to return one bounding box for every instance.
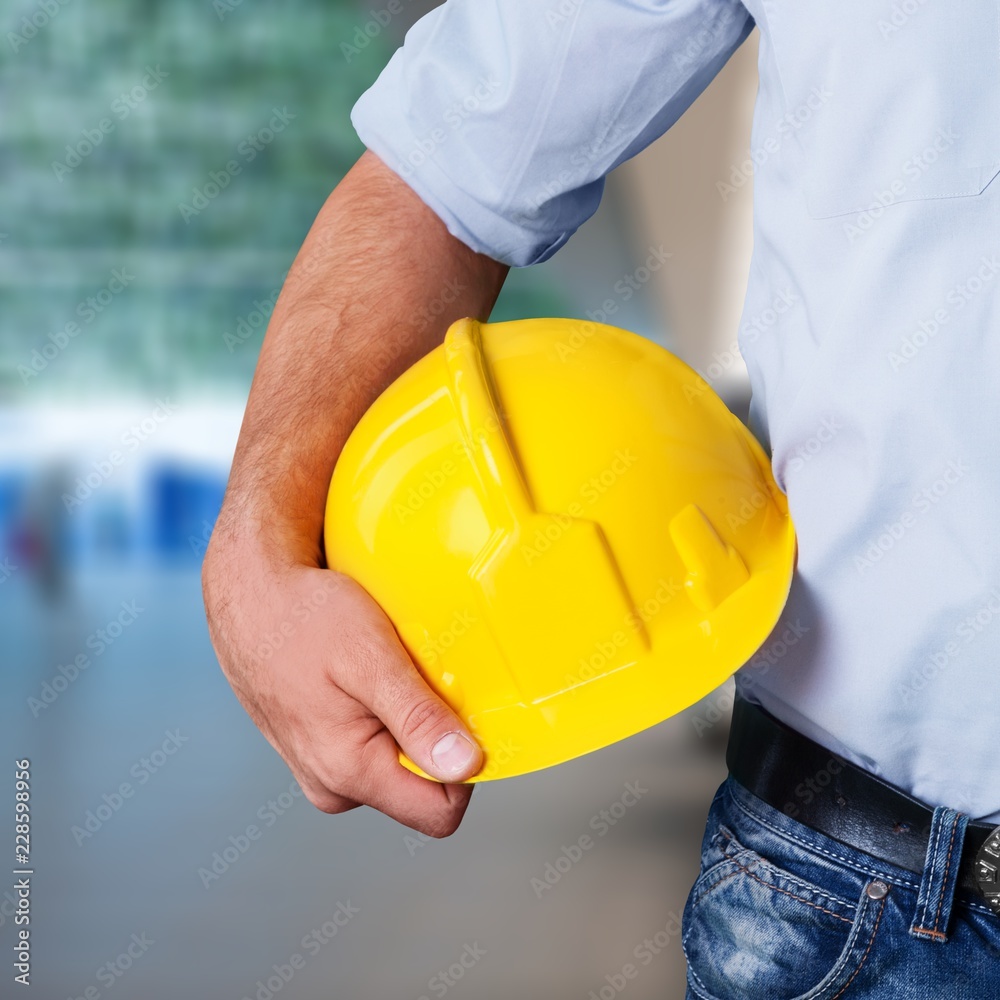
[682,826,888,1000]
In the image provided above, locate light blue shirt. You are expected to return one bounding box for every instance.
[352,0,1000,823]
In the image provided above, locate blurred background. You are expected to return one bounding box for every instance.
[0,2,760,997]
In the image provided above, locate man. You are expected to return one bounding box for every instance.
[202,0,1000,993]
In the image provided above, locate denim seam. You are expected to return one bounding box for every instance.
[725,781,1000,918]
[692,853,849,915]
[931,814,959,933]
[912,809,962,938]
[694,828,749,891]
[718,833,855,912]
[691,865,744,905]
[685,967,720,1000]
[686,888,887,1000]
[805,892,882,1000]
[825,896,887,1000]
[914,809,946,930]
[726,782,923,891]
[910,925,947,941]
[720,854,854,924]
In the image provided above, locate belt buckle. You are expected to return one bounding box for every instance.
[975,826,1000,914]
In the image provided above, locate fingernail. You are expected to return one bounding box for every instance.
[430,731,478,777]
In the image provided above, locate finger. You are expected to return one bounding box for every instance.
[292,672,476,834]
[274,747,364,816]
[300,785,363,816]
[330,579,484,783]
[244,695,365,818]
[351,728,475,837]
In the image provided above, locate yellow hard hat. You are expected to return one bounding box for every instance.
[324,317,795,782]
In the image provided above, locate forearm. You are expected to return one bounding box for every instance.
[213,150,509,568]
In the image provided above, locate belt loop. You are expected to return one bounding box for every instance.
[909,806,969,943]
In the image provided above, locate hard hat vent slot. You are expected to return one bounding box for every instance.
[669,503,750,613]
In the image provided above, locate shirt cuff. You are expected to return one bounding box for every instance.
[351,55,581,268]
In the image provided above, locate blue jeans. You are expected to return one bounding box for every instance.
[682,776,1000,999]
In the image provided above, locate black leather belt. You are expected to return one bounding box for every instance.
[726,696,997,903]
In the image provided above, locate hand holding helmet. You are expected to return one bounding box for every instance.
[325,317,796,781]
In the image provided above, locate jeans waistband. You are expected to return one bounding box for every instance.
[726,695,998,939]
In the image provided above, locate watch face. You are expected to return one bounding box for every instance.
[976,826,1000,915]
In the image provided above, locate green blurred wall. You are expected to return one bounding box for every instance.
[0,0,568,403]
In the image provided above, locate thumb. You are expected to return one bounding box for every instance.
[377,668,484,782]
[332,582,484,782]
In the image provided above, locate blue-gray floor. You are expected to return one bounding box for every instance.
[2,565,727,999]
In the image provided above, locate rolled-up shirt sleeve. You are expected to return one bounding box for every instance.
[351,0,753,266]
